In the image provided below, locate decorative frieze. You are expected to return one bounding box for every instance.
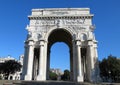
[28,15,93,20]
[34,19,85,26]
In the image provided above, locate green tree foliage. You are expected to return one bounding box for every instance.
[99,55,120,82]
[61,69,70,81]
[49,71,58,80]
[0,63,3,74]
[0,60,22,79]
[0,74,3,80]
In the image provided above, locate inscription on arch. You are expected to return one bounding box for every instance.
[35,19,85,25]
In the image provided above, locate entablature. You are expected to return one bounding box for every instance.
[28,15,93,20]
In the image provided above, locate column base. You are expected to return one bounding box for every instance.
[37,75,46,81]
[77,76,83,82]
[25,75,32,80]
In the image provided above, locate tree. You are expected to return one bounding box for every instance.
[99,55,120,82]
[49,71,58,80]
[61,69,70,81]
[0,63,4,74]
[0,60,22,79]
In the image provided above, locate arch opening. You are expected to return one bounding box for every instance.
[50,42,70,80]
[47,29,73,81]
[50,42,70,71]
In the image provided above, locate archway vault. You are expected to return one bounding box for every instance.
[48,28,73,49]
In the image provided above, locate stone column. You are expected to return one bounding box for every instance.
[72,40,77,81]
[94,43,98,63]
[76,40,83,82]
[44,41,48,80]
[21,44,28,80]
[37,40,46,81]
[70,49,73,81]
[83,55,87,81]
[94,43,99,82]
[24,40,34,80]
[33,55,38,80]
[87,40,94,82]
[47,50,50,80]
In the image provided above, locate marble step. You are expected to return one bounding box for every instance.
[12,81,92,85]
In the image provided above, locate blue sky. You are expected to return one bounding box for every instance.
[0,0,120,71]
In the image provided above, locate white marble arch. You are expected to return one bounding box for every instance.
[21,8,99,83]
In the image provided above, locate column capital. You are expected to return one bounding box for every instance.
[29,41,34,46]
[39,40,45,46]
[25,40,34,46]
[76,40,81,46]
[93,44,97,48]
[93,40,98,43]
[87,40,93,46]
[27,40,34,46]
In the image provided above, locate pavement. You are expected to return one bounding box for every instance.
[0,80,120,85]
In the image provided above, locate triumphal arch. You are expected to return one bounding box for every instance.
[21,8,98,82]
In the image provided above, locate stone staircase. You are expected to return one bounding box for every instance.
[3,81,96,85]
[4,81,119,85]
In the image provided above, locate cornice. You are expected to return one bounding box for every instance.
[28,14,94,20]
[32,8,90,12]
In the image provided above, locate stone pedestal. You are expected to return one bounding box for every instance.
[77,76,83,82]
[25,75,32,80]
[37,75,45,81]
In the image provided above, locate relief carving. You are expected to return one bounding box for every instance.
[51,11,68,15]
[34,19,85,26]
[27,31,32,39]
[67,25,86,34]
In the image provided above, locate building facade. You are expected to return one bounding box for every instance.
[0,55,15,63]
[21,8,99,82]
[50,68,63,76]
